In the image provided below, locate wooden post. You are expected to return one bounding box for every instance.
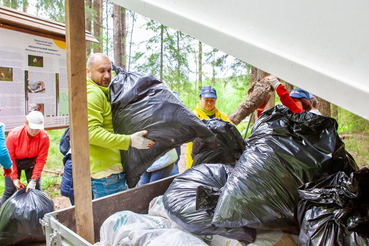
[65,0,94,243]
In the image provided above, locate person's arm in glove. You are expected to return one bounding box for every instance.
[265,75,304,113]
[13,179,25,190]
[130,130,155,149]
[265,75,281,90]
[26,179,37,192]
[3,167,11,177]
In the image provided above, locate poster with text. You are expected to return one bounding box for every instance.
[0,28,69,131]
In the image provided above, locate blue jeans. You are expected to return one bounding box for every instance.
[91,172,127,199]
[170,146,181,176]
[136,163,174,187]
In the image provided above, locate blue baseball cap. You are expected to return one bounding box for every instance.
[200,86,217,99]
[289,88,310,100]
[172,91,183,102]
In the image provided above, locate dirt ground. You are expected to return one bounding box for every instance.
[53,144,188,211]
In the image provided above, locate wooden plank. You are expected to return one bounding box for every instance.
[65,0,94,243]
[57,176,175,242]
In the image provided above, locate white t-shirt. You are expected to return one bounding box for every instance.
[309,108,322,115]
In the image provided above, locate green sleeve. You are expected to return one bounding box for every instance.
[87,87,131,150]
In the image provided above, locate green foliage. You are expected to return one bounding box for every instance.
[337,107,369,134]
[2,0,20,9]
[35,0,65,23]
[45,129,65,171]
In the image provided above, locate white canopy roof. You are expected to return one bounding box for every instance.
[112,0,369,119]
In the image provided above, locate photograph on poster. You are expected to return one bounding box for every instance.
[29,103,44,115]
[28,81,46,93]
[0,67,13,81]
[28,55,44,67]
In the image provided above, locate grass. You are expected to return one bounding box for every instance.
[339,133,369,169]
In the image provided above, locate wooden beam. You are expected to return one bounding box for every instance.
[65,0,94,243]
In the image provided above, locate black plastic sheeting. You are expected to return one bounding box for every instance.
[191,118,246,166]
[163,164,256,244]
[110,66,214,188]
[212,105,358,233]
[0,189,54,245]
[297,169,369,246]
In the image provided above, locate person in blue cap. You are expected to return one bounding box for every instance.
[186,86,229,169]
[266,75,321,115]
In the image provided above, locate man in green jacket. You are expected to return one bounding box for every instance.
[86,53,154,199]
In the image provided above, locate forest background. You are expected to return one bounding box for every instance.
[0,0,368,199]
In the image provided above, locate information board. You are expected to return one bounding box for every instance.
[0,28,69,131]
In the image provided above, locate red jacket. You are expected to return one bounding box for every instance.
[257,84,303,117]
[6,125,50,180]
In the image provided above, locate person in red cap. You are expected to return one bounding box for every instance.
[0,111,50,207]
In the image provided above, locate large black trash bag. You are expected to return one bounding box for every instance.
[110,66,214,188]
[191,118,246,166]
[0,189,54,245]
[212,105,358,233]
[297,169,369,246]
[163,164,256,244]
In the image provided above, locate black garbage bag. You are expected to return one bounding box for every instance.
[297,168,369,246]
[163,164,256,244]
[110,66,214,188]
[0,189,54,245]
[191,118,246,166]
[212,105,358,233]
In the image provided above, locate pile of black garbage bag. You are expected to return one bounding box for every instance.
[164,105,368,245]
[163,164,256,244]
[297,168,369,245]
[110,66,214,188]
[191,118,246,166]
[0,189,54,245]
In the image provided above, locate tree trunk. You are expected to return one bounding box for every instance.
[176,31,181,92]
[198,41,202,89]
[211,50,216,87]
[160,25,164,81]
[93,0,103,53]
[85,0,93,56]
[105,1,110,56]
[331,104,338,118]
[128,12,136,71]
[316,96,331,117]
[23,0,28,12]
[284,81,294,93]
[113,4,126,69]
[121,7,127,70]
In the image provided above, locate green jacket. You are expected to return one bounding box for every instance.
[87,78,130,174]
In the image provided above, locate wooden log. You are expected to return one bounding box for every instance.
[229,77,273,125]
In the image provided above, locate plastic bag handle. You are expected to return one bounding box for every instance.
[111,62,124,74]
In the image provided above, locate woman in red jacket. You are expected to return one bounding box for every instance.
[0,111,50,206]
[257,75,320,117]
